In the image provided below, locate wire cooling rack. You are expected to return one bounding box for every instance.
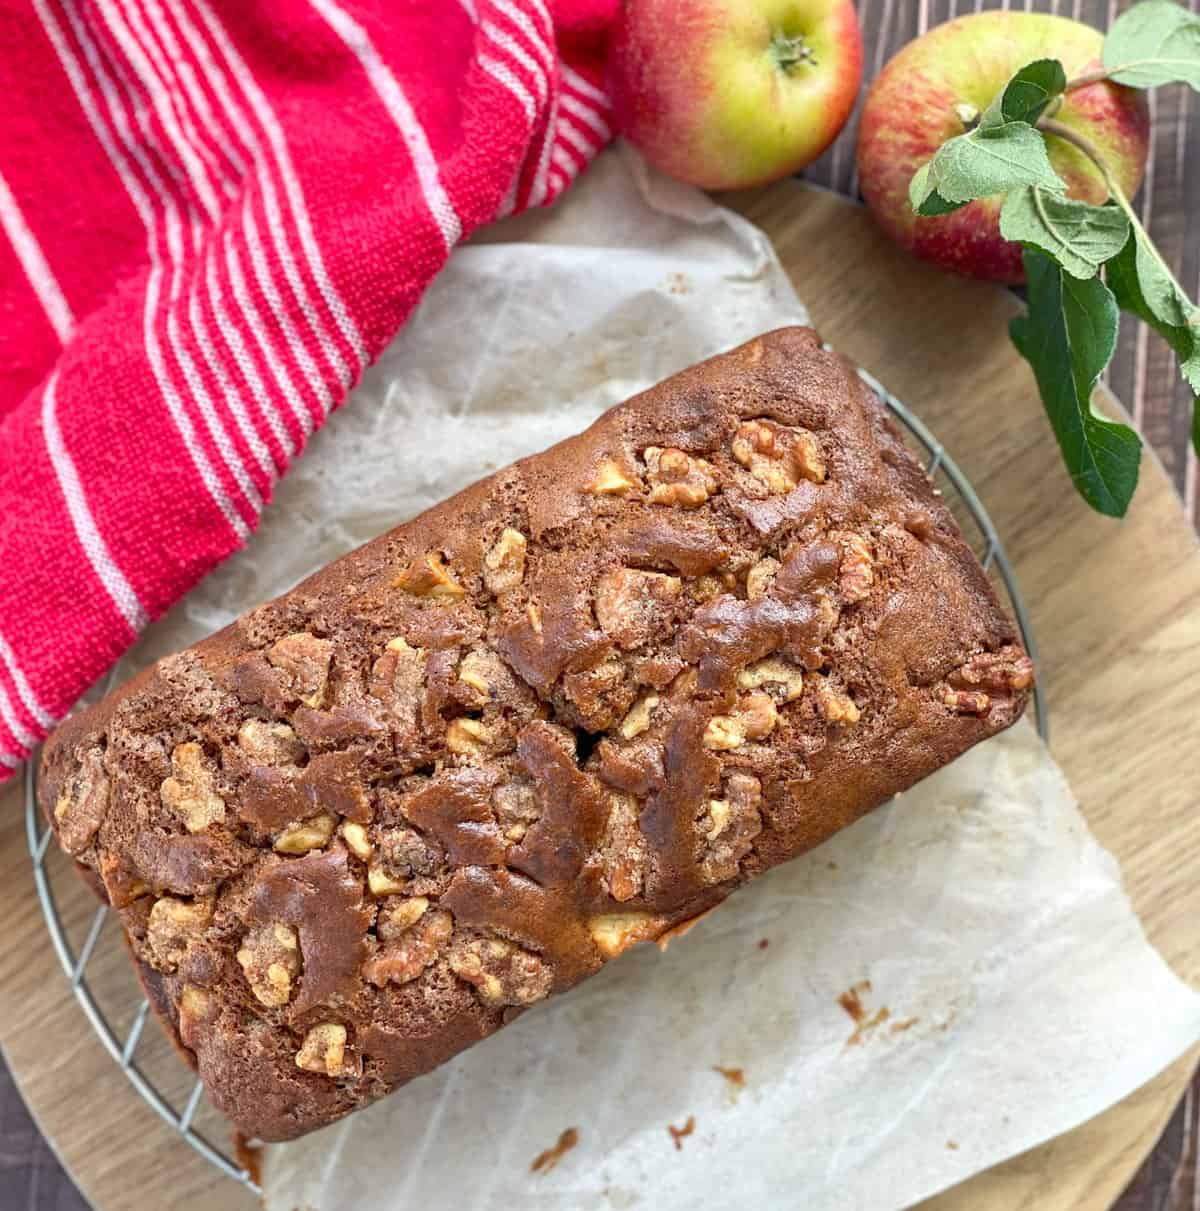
[21,367,1048,1196]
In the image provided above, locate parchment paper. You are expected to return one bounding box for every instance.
[116,147,1200,1210]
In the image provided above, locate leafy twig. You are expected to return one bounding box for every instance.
[1031,185,1069,246]
[1037,116,1184,295]
[1063,67,1114,90]
[1061,60,1186,90]
[906,0,1200,517]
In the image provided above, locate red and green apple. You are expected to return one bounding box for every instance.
[608,0,863,190]
[857,11,1150,284]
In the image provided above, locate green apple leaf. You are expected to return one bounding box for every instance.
[1102,0,1200,90]
[999,188,1130,279]
[1131,230,1192,328]
[1106,229,1200,397]
[1187,341,1200,400]
[981,59,1068,128]
[915,190,966,217]
[909,162,966,216]
[922,121,1066,205]
[1011,249,1140,516]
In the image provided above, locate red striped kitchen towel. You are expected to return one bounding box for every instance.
[0,0,617,781]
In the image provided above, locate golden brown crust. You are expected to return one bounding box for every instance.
[39,328,1030,1141]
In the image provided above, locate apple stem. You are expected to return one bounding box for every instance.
[771,33,816,72]
[1063,68,1113,92]
[1037,116,1190,297]
[1065,60,1170,92]
[1036,116,1129,204]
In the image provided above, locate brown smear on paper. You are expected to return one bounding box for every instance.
[837,980,911,1046]
[668,1116,696,1151]
[531,1127,580,1175]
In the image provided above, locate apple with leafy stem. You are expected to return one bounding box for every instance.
[855,0,1199,522]
[607,0,863,190]
[857,11,1150,284]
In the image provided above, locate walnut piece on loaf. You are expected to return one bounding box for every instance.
[38,327,1031,1143]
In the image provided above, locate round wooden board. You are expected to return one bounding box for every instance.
[0,181,1197,1211]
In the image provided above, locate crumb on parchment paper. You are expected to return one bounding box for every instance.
[713,1064,746,1104]
[667,1116,695,1151]
[847,1006,890,1045]
[713,1065,745,1088]
[838,979,871,1024]
[712,1065,741,1094]
[837,981,921,1047]
[837,978,925,1046]
[531,1127,580,1175]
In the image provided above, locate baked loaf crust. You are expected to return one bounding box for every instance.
[39,328,1032,1142]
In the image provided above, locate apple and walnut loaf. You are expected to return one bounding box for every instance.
[39,327,1032,1141]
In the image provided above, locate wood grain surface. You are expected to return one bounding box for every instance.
[2,3,1198,1209]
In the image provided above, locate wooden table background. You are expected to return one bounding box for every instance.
[2,1,1197,1208]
